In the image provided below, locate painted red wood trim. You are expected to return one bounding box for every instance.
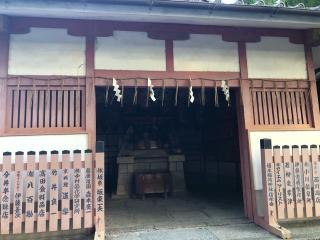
[85,36,96,150]
[95,70,240,80]
[222,29,260,43]
[9,17,305,41]
[165,40,174,72]
[148,31,189,41]
[0,32,9,135]
[6,76,86,86]
[305,44,320,128]
[238,41,255,220]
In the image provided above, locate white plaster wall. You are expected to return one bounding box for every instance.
[246,37,307,79]
[0,134,88,162]
[249,131,320,190]
[313,46,320,69]
[173,34,239,72]
[95,31,166,71]
[8,28,86,75]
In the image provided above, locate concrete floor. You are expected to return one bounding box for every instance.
[106,192,278,240]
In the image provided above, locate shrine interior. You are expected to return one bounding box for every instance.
[96,87,244,231]
[96,86,244,229]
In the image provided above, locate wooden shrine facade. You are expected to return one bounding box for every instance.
[0,15,320,238]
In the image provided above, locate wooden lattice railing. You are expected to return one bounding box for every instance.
[0,141,105,238]
[258,139,320,239]
[249,80,312,128]
[4,76,86,134]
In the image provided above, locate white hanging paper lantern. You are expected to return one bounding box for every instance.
[112,77,122,102]
[148,77,156,102]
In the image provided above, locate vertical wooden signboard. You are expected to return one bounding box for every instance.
[25,151,35,233]
[84,149,93,228]
[73,150,82,229]
[1,152,12,234]
[273,146,285,219]
[37,151,47,232]
[13,152,24,234]
[49,150,59,231]
[301,145,313,217]
[260,139,277,224]
[282,146,295,219]
[61,150,71,230]
[94,142,105,239]
[311,145,320,216]
[292,145,304,218]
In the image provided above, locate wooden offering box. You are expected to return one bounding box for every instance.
[134,171,172,199]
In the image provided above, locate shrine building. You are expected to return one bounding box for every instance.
[0,0,320,239]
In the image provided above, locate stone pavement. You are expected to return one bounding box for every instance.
[6,193,320,240]
[106,193,278,240]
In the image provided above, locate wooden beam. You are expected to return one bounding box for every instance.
[0,32,9,135]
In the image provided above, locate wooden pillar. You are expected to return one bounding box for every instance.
[237,41,255,220]
[85,35,96,150]
[0,17,9,135]
[165,40,174,72]
[305,44,320,128]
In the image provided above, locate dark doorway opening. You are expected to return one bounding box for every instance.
[96,86,245,233]
[96,87,242,195]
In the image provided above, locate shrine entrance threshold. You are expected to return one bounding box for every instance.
[95,87,249,237]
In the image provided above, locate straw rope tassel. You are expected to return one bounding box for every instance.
[201,79,205,106]
[214,81,219,107]
[133,79,138,105]
[105,82,110,106]
[175,80,179,106]
[161,79,165,107]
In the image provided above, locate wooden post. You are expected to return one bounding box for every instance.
[94,141,105,240]
[238,41,254,129]
[86,36,96,150]
[0,28,9,135]
[305,44,320,128]
[237,41,255,220]
[236,90,254,220]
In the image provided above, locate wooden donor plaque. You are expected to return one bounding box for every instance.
[260,139,277,224]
